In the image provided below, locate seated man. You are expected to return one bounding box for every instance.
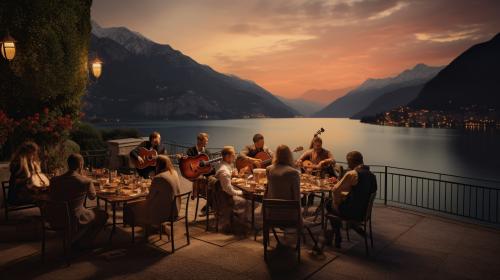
[215,146,249,233]
[49,154,108,249]
[124,155,181,236]
[326,151,377,248]
[296,136,336,177]
[239,133,273,171]
[186,133,214,217]
[130,131,166,178]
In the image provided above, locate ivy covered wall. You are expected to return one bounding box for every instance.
[0,0,92,119]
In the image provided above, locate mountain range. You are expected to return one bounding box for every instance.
[85,21,298,120]
[276,96,323,116]
[410,33,500,111]
[313,64,444,118]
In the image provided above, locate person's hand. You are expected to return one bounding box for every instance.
[253,158,263,167]
[296,159,303,167]
[137,156,145,165]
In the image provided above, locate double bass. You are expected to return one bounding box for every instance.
[301,127,326,172]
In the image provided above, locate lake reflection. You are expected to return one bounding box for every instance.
[97,118,500,182]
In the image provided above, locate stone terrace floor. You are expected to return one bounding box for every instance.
[1,176,500,280]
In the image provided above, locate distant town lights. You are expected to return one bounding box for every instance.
[91,57,103,79]
[1,32,16,61]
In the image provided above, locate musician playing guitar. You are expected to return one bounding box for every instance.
[238,133,273,171]
[130,131,166,178]
[296,135,336,177]
[184,132,215,218]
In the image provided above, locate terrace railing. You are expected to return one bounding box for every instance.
[82,141,500,226]
[336,162,500,226]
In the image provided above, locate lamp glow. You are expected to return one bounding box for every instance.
[1,33,16,61]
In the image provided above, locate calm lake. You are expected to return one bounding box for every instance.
[96,118,500,183]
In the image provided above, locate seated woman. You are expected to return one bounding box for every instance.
[8,141,42,205]
[124,155,181,235]
[214,146,249,233]
[265,144,301,213]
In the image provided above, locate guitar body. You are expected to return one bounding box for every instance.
[179,154,221,181]
[235,151,272,172]
[132,147,158,169]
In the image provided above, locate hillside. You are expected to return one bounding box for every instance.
[352,84,425,119]
[85,22,297,120]
[410,33,500,110]
[313,64,444,118]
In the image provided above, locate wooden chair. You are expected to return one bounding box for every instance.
[328,192,376,256]
[262,199,302,263]
[192,178,217,231]
[2,181,38,221]
[130,191,192,253]
[39,198,81,266]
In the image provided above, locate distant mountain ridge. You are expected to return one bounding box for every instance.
[86,21,297,120]
[313,64,444,118]
[353,83,425,119]
[276,96,323,116]
[299,87,354,106]
[410,33,500,110]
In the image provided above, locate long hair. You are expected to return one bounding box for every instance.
[309,136,323,149]
[156,155,175,174]
[272,145,294,167]
[10,141,41,177]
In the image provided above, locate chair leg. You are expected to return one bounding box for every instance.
[263,226,268,262]
[369,219,374,248]
[297,228,301,263]
[159,224,162,240]
[205,199,210,231]
[185,217,190,245]
[170,220,175,253]
[194,196,200,222]
[4,207,8,221]
[364,224,369,256]
[272,228,280,245]
[41,226,46,262]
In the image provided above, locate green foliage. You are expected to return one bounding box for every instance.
[101,128,140,141]
[0,0,91,169]
[45,139,81,172]
[70,122,106,151]
[0,0,92,119]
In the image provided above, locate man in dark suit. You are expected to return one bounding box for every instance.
[130,131,166,178]
[186,132,215,217]
[50,154,108,249]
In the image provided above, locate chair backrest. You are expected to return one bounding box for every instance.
[171,191,191,220]
[262,199,301,228]
[364,192,377,221]
[40,199,73,231]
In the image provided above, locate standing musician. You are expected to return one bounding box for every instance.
[239,133,273,169]
[130,131,166,178]
[185,133,214,217]
[296,136,336,177]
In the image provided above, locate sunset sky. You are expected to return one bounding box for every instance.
[92,0,500,98]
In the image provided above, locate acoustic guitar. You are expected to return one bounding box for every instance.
[131,147,159,170]
[235,146,304,172]
[179,154,223,181]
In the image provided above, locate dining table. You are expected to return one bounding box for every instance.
[93,177,151,243]
[231,173,339,238]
